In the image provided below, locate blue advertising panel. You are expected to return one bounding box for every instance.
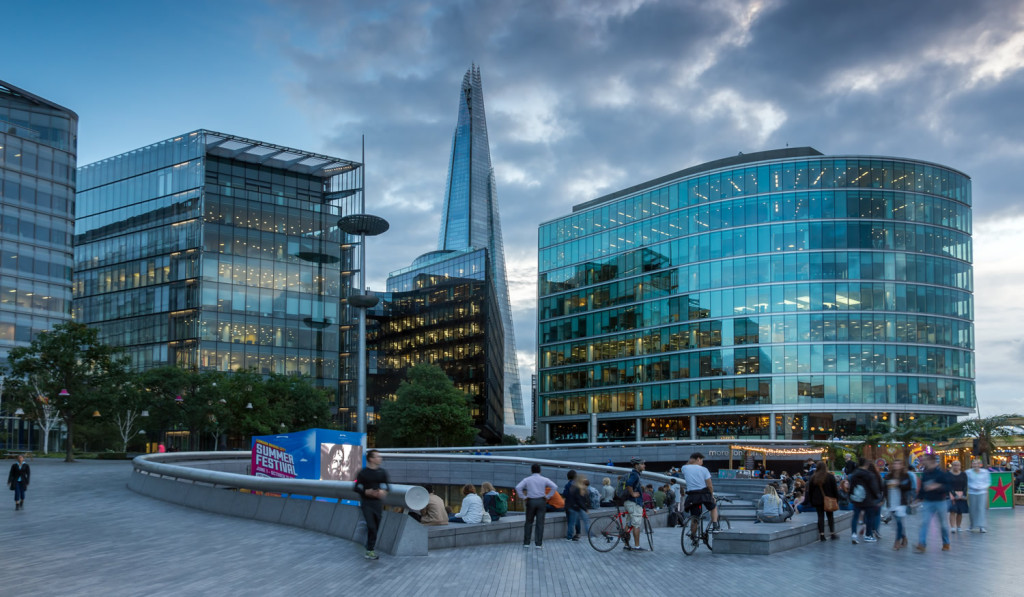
[251,428,366,481]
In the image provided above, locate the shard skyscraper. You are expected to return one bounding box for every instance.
[437,65,525,428]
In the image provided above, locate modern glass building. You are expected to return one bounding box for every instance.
[368,248,505,442]
[436,65,524,430]
[0,80,77,362]
[537,148,975,443]
[74,131,364,415]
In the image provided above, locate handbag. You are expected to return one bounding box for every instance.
[823,496,839,512]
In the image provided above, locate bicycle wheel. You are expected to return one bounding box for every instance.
[588,516,623,552]
[680,515,700,555]
[643,516,654,551]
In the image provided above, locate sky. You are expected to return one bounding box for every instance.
[3,0,1023,420]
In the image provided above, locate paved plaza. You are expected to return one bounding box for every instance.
[1,459,1019,596]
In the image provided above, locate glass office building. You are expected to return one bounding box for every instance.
[437,65,524,429]
[368,247,505,441]
[0,80,77,362]
[74,131,363,414]
[537,148,975,443]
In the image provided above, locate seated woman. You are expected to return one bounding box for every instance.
[756,485,792,523]
[481,482,501,522]
[448,484,485,524]
[599,477,616,507]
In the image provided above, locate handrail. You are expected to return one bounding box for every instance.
[133,452,429,510]
[385,452,685,488]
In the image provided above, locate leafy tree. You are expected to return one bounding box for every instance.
[376,363,476,448]
[955,414,1021,465]
[5,322,128,462]
[500,433,521,446]
[264,373,331,432]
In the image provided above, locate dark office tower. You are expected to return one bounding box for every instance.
[74,131,363,414]
[437,65,524,429]
[538,148,975,443]
[0,80,77,362]
[367,251,505,442]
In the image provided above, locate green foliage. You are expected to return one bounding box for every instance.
[5,322,130,462]
[500,433,521,446]
[376,363,476,448]
[954,414,1022,464]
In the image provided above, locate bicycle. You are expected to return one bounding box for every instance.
[680,495,732,555]
[588,503,654,552]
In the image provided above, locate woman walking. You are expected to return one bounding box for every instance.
[886,459,914,549]
[7,454,30,510]
[807,461,839,541]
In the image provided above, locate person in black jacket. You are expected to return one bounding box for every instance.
[915,453,952,553]
[807,461,840,541]
[354,450,390,560]
[8,455,30,510]
[848,458,882,543]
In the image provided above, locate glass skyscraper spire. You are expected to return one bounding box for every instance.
[437,65,524,428]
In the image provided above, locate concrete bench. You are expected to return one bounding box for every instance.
[712,510,854,554]
[426,507,673,550]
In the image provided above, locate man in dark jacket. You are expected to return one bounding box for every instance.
[914,453,952,552]
[848,458,882,543]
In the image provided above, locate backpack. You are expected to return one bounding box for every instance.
[613,473,633,503]
[850,482,867,503]
[494,492,509,515]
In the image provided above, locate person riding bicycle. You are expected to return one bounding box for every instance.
[682,452,721,532]
[624,457,647,551]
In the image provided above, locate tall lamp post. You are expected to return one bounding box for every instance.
[337,213,389,435]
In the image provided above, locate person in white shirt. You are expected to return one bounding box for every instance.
[516,464,559,547]
[449,483,485,524]
[965,459,991,533]
[681,452,720,531]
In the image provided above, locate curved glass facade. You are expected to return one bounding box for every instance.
[0,80,76,362]
[537,148,974,443]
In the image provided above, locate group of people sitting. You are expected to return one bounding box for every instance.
[408,482,507,525]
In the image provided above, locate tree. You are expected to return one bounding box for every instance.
[500,433,521,446]
[6,322,128,462]
[376,363,476,448]
[956,414,1021,465]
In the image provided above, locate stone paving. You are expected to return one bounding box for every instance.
[2,459,1020,596]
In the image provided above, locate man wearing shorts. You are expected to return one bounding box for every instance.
[682,452,720,532]
[623,457,647,551]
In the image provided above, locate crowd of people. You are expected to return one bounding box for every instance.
[751,454,999,552]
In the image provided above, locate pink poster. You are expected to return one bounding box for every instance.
[252,439,297,478]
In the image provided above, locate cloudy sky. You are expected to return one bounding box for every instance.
[5,0,1023,419]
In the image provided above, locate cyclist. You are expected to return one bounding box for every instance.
[623,457,647,551]
[682,452,720,533]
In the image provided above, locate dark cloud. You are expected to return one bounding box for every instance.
[263,0,1024,390]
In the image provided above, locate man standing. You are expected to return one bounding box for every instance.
[516,464,558,548]
[623,457,647,551]
[564,470,583,541]
[355,449,389,560]
[681,452,720,532]
[7,454,30,510]
[914,453,952,553]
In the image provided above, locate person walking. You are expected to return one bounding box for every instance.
[515,464,558,548]
[563,470,582,539]
[966,459,991,533]
[354,449,389,560]
[915,453,952,553]
[8,455,30,510]
[886,458,914,550]
[807,460,839,541]
[947,460,968,533]
[565,474,592,541]
[848,458,882,543]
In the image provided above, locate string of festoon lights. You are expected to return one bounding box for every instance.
[729,445,824,456]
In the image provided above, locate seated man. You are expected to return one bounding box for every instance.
[545,490,565,512]
[409,484,448,525]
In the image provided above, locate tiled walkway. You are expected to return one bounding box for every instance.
[2,459,1018,596]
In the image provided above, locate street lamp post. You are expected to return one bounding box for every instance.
[338,213,389,435]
